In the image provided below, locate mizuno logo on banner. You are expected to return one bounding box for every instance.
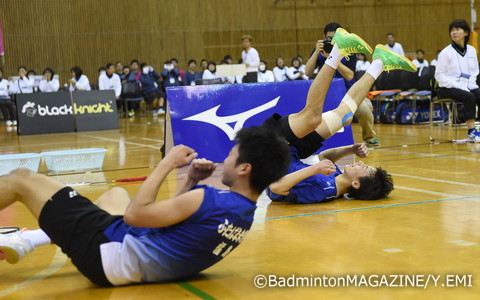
[183,96,280,140]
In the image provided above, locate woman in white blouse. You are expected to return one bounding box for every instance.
[69,66,91,91]
[355,53,371,71]
[39,68,60,92]
[202,61,220,80]
[273,57,288,82]
[10,66,34,94]
[287,57,309,80]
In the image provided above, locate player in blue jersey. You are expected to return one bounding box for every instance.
[261,29,417,203]
[0,126,290,286]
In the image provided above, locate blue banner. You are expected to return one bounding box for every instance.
[167,79,353,162]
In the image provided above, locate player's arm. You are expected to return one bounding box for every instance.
[124,145,201,227]
[318,143,369,163]
[175,158,217,196]
[269,160,336,196]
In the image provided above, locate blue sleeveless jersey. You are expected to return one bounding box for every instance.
[101,185,256,284]
[266,147,342,204]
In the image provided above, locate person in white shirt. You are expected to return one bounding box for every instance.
[10,66,34,94]
[257,60,274,83]
[385,33,405,56]
[412,49,429,75]
[430,49,441,67]
[202,61,221,81]
[39,68,60,93]
[69,66,91,91]
[0,67,16,126]
[287,57,309,80]
[241,34,260,83]
[355,53,371,71]
[98,63,122,99]
[435,19,480,143]
[273,57,288,82]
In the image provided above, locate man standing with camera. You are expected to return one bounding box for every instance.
[305,22,380,146]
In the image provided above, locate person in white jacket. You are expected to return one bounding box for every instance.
[10,66,34,94]
[202,62,221,81]
[412,49,429,76]
[287,57,309,80]
[0,67,16,126]
[257,60,274,83]
[98,63,121,99]
[435,19,480,143]
[69,66,91,91]
[39,68,60,93]
[273,57,288,82]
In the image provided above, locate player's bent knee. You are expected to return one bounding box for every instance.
[322,111,343,135]
[9,167,33,177]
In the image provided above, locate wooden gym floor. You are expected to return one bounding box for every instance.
[0,115,479,300]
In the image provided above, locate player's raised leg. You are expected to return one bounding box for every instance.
[315,44,417,139]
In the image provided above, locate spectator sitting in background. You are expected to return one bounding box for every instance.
[355,53,371,71]
[98,63,122,111]
[10,66,34,94]
[199,59,208,78]
[435,19,480,143]
[0,68,16,126]
[273,57,288,82]
[161,60,181,89]
[412,49,429,75]
[430,50,441,67]
[257,60,274,83]
[127,60,141,83]
[202,61,220,80]
[69,66,91,91]
[224,55,233,64]
[385,33,405,56]
[170,58,184,84]
[296,55,306,69]
[27,70,36,77]
[139,62,165,115]
[39,68,60,93]
[121,66,130,84]
[184,59,202,86]
[115,61,123,78]
[287,57,309,80]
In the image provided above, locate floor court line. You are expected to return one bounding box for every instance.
[391,173,480,189]
[374,148,480,162]
[256,195,480,222]
[79,134,160,150]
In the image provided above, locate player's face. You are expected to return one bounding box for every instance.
[344,161,375,182]
[222,145,240,187]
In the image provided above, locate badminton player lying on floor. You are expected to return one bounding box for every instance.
[260,29,417,204]
[0,126,290,286]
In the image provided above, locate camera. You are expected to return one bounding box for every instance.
[323,36,333,54]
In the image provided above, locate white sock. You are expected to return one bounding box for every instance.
[366,59,384,80]
[324,44,343,69]
[21,229,51,248]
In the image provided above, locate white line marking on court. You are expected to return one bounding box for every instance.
[0,247,68,298]
[394,185,460,198]
[449,240,478,246]
[382,248,404,253]
[79,134,160,149]
[375,148,480,162]
[391,173,480,189]
[134,137,164,143]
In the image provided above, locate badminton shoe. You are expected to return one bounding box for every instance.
[0,228,33,264]
[372,44,417,72]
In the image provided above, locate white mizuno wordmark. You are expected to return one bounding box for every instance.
[183,97,280,140]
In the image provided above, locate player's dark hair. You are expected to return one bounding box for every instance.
[235,126,290,194]
[449,19,470,44]
[347,167,394,200]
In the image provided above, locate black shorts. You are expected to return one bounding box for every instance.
[262,113,325,159]
[144,89,165,103]
[39,187,122,287]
